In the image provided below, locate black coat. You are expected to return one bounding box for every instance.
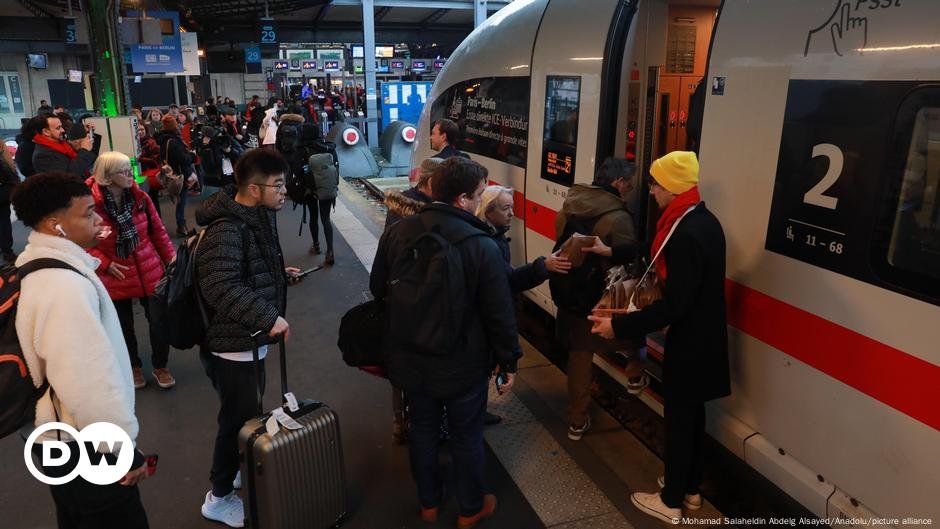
[433,145,470,160]
[610,204,730,402]
[14,135,35,177]
[195,187,288,352]
[31,142,96,178]
[198,136,243,185]
[492,225,548,293]
[370,203,522,399]
[155,130,195,178]
[384,187,432,229]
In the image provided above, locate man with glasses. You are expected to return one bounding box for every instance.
[31,114,97,177]
[193,148,304,527]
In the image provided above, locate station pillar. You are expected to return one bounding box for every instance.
[362,0,379,146]
[85,0,131,116]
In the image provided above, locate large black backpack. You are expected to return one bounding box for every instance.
[275,120,302,154]
[384,216,487,357]
[0,259,80,438]
[149,218,247,350]
[548,211,620,317]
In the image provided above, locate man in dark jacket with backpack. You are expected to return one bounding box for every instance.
[551,157,639,442]
[194,149,303,527]
[370,157,521,528]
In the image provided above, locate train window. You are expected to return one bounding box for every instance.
[873,90,940,298]
[886,108,940,278]
[541,76,581,186]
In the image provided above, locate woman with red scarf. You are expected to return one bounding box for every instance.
[584,151,730,524]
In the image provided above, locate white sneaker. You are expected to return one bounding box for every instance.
[631,491,681,524]
[567,416,592,441]
[656,476,703,510]
[233,470,242,490]
[201,491,245,528]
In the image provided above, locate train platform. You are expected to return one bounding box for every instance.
[0,181,729,529]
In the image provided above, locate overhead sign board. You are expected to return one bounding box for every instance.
[302,60,317,70]
[390,60,405,70]
[324,60,340,71]
[259,19,277,47]
[127,10,183,73]
[273,60,289,71]
[433,59,446,69]
[411,60,427,71]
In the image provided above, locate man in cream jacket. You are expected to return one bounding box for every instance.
[12,171,150,528]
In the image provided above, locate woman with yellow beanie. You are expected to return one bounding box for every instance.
[585,150,730,524]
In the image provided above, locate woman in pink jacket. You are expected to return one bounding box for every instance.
[87,151,177,390]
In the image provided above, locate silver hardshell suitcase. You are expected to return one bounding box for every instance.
[238,338,347,528]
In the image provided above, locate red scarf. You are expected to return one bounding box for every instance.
[651,186,700,280]
[33,133,77,159]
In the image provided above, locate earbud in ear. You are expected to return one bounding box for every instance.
[54,224,67,238]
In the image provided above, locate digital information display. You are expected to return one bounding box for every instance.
[324,60,340,71]
[390,60,405,70]
[302,60,317,70]
[433,59,446,69]
[542,146,576,186]
[411,60,427,71]
[273,60,289,71]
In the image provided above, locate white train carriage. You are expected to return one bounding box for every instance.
[411,0,938,522]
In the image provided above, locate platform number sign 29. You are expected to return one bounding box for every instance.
[259,22,277,46]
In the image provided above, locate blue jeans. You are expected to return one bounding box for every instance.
[175,185,187,230]
[407,377,488,516]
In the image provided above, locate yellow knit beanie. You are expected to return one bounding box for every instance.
[650,151,699,194]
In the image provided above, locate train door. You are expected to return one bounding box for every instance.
[521,0,634,313]
[591,0,719,402]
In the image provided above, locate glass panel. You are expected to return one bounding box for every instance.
[0,77,10,113]
[886,107,940,279]
[541,76,581,186]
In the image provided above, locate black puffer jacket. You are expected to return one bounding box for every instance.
[370,203,522,399]
[155,129,195,178]
[492,225,548,293]
[195,187,287,352]
[384,187,431,230]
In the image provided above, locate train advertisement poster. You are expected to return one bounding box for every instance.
[430,76,530,167]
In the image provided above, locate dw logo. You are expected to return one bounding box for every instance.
[23,422,134,485]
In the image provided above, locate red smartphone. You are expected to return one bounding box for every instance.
[145,454,159,476]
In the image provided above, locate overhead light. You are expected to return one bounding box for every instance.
[197,49,205,57]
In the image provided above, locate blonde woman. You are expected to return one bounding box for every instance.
[476,185,571,292]
[87,151,177,389]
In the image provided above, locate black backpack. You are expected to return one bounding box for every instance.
[548,211,619,317]
[149,218,247,350]
[276,120,302,154]
[385,216,487,357]
[0,258,80,438]
[337,299,385,367]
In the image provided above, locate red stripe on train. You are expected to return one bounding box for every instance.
[725,280,940,432]
[518,197,940,431]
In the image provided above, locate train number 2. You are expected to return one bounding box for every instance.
[804,143,842,210]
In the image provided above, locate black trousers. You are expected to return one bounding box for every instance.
[201,351,265,498]
[113,297,170,370]
[307,199,334,251]
[0,197,14,254]
[660,397,706,508]
[147,188,161,220]
[33,443,149,529]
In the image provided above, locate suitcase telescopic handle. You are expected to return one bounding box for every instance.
[249,331,289,416]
